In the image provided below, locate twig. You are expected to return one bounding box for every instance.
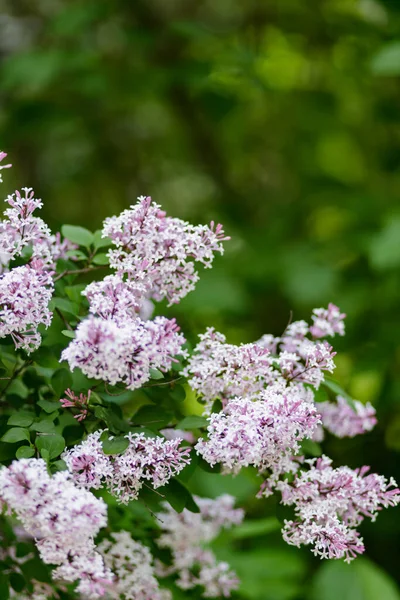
[53,265,107,282]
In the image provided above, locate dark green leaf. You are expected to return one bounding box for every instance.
[7,412,34,427]
[176,415,208,430]
[1,427,30,443]
[36,434,65,459]
[102,436,129,455]
[9,572,25,592]
[51,368,73,397]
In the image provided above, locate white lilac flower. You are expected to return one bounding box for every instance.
[61,314,186,390]
[156,495,243,598]
[0,459,111,597]
[318,395,377,438]
[98,531,172,600]
[102,195,229,305]
[0,263,53,352]
[63,430,191,504]
[277,455,400,563]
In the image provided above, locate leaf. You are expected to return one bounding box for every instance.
[322,378,356,410]
[176,415,209,430]
[0,574,9,600]
[169,384,186,402]
[62,330,75,338]
[300,439,322,457]
[61,225,94,247]
[162,479,199,513]
[149,368,164,380]
[133,405,171,428]
[38,398,61,413]
[102,436,129,455]
[1,427,30,443]
[51,459,68,473]
[9,572,25,592]
[93,230,112,249]
[7,412,34,427]
[36,434,65,459]
[51,368,73,397]
[92,253,109,265]
[231,517,280,539]
[16,445,35,459]
[311,557,400,600]
[51,297,79,317]
[30,420,57,433]
[371,42,400,76]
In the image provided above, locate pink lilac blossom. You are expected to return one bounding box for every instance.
[0,263,53,352]
[60,388,91,421]
[183,327,277,411]
[277,455,400,563]
[83,274,150,323]
[61,314,186,390]
[0,458,112,597]
[63,430,191,503]
[0,151,11,183]
[318,395,377,438]
[310,303,346,338]
[196,385,319,489]
[156,495,243,598]
[98,531,172,600]
[102,195,229,305]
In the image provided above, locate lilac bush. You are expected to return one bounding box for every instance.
[0,150,398,598]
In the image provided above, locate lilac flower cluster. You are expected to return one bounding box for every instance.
[318,395,377,438]
[102,195,228,305]
[196,385,319,486]
[98,531,172,600]
[60,388,91,422]
[61,314,186,390]
[63,430,191,503]
[277,456,400,563]
[185,307,342,412]
[0,264,53,352]
[0,458,111,597]
[156,495,243,598]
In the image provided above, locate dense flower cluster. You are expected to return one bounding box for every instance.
[103,195,228,305]
[61,315,186,390]
[185,308,341,412]
[63,430,191,503]
[0,458,111,597]
[156,495,243,598]
[318,395,377,438]
[98,531,172,600]
[0,263,53,352]
[277,456,400,563]
[196,385,319,490]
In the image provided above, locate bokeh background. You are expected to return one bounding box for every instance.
[1,0,400,598]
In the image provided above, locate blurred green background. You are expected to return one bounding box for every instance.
[1,0,400,598]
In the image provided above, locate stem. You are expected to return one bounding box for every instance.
[53,265,107,282]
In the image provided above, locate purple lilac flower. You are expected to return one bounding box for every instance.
[102,196,229,305]
[277,455,400,563]
[63,430,191,503]
[156,495,243,598]
[318,395,377,438]
[0,458,112,597]
[61,314,186,390]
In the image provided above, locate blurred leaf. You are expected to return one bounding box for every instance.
[176,415,208,429]
[102,436,129,455]
[371,42,400,75]
[1,427,30,443]
[61,225,94,247]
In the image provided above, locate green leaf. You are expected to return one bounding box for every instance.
[162,479,199,513]
[36,434,65,459]
[300,439,322,457]
[51,297,79,317]
[61,224,94,247]
[133,405,171,428]
[61,330,75,338]
[92,253,109,265]
[149,368,164,380]
[40,448,50,462]
[0,574,9,600]
[16,445,35,459]
[93,230,112,249]
[371,42,400,76]
[102,436,129,455]
[323,378,356,410]
[30,420,57,433]
[1,427,30,443]
[231,517,280,539]
[51,459,68,473]
[51,368,73,397]
[311,557,400,600]
[169,384,186,402]
[176,415,208,430]
[9,572,25,592]
[8,412,34,427]
[38,398,61,413]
